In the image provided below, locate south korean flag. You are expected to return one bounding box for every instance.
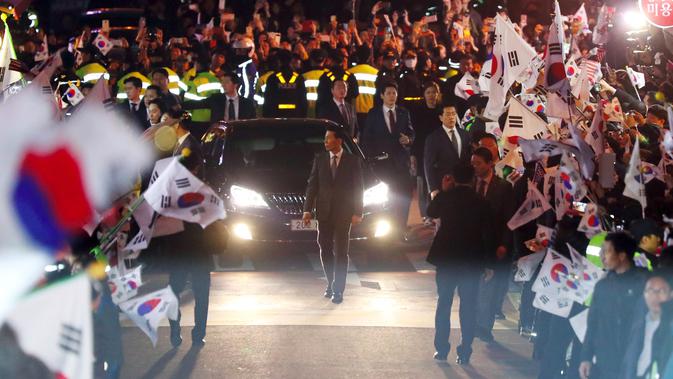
[144,158,226,227]
[93,33,113,55]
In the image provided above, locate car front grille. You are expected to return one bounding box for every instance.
[267,193,306,215]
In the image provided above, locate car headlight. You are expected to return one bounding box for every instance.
[363,182,389,207]
[230,185,270,209]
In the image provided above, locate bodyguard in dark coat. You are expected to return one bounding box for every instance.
[427,163,495,365]
[580,232,649,379]
[317,79,359,139]
[303,125,364,304]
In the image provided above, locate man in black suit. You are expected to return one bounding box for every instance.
[317,79,359,139]
[470,147,515,342]
[303,125,364,304]
[424,104,471,201]
[183,71,256,123]
[167,112,211,348]
[118,77,149,131]
[362,81,415,234]
[426,163,494,365]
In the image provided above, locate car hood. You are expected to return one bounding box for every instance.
[227,169,310,194]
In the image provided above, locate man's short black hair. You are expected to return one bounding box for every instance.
[326,124,345,140]
[331,79,347,90]
[452,163,474,184]
[219,71,240,85]
[647,104,668,123]
[148,98,167,114]
[441,102,457,112]
[152,68,169,78]
[472,147,493,163]
[123,77,143,89]
[146,84,161,94]
[477,132,498,145]
[380,80,398,94]
[629,218,663,243]
[605,232,639,261]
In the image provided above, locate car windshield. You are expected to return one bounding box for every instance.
[220,124,355,173]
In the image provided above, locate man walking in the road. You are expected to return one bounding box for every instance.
[303,125,364,304]
[426,163,494,365]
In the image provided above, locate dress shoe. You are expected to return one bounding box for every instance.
[170,329,183,348]
[331,292,343,304]
[456,346,472,365]
[192,338,206,347]
[433,352,448,361]
[324,288,333,298]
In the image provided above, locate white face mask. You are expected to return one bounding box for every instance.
[404,58,417,69]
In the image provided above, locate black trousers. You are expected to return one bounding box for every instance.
[168,261,211,340]
[477,262,511,332]
[317,219,351,294]
[434,265,481,355]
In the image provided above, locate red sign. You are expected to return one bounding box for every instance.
[640,0,673,28]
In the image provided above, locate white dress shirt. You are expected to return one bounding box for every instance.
[383,104,396,133]
[225,94,240,121]
[329,148,343,168]
[442,124,461,157]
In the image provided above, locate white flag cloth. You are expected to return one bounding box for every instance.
[123,200,156,252]
[34,34,49,62]
[108,265,143,305]
[5,274,93,379]
[585,106,605,155]
[454,72,481,100]
[555,153,587,220]
[515,251,545,282]
[533,289,573,318]
[484,14,537,120]
[495,147,524,177]
[0,249,50,324]
[63,83,85,106]
[568,244,605,287]
[573,3,590,35]
[571,59,601,101]
[642,162,663,183]
[519,139,577,162]
[570,309,589,343]
[566,59,581,87]
[602,97,625,124]
[544,1,569,92]
[545,91,575,120]
[478,57,492,95]
[144,158,226,227]
[0,20,23,95]
[93,33,113,55]
[624,139,647,212]
[502,97,550,144]
[519,92,546,114]
[507,181,552,230]
[532,249,574,295]
[626,66,646,89]
[119,286,179,347]
[569,121,596,180]
[536,224,557,248]
[592,5,612,45]
[577,203,604,237]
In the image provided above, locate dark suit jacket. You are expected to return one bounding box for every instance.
[317,99,358,138]
[426,185,495,268]
[424,126,471,193]
[303,151,364,223]
[362,105,415,173]
[184,94,256,122]
[118,100,149,131]
[173,133,204,178]
[481,175,515,256]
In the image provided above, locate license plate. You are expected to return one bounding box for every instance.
[291,219,318,231]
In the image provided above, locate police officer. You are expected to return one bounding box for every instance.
[232,37,258,101]
[315,49,359,116]
[374,49,399,107]
[302,49,327,118]
[397,49,424,109]
[348,46,379,131]
[262,50,308,118]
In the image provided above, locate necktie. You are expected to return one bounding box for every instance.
[477,179,486,197]
[131,103,137,112]
[339,103,350,125]
[388,109,396,134]
[331,155,338,179]
[228,99,236,121]
[450,129,459,157]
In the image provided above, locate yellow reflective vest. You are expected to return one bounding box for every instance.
[303,68,326,118]
[348,64,378,114]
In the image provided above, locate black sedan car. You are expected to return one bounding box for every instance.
[201,118,394,250]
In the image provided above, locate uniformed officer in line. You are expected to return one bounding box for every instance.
[397,49,424,110]
[374,49,399,107]
[315,49,359,116]
[262,49,308,118]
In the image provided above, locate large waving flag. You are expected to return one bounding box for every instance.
[544,1,569,93]
[624,139,647,214]
[519,139,577,162]
[577,203,604,236]
[585,106,605,155]
[0,249,50,324]
[507,181,552,230]
[5,274,93,379]
[501,97,550,156]
[515,251,545,282]
[454,72,481,100]
[144,158,226,228]
[0,17,24,96]
[484,14,538,120]
[119,286,179,347]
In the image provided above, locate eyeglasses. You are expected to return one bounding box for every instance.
[645,288,671,295]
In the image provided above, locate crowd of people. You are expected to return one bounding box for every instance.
[5,0,673,378]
